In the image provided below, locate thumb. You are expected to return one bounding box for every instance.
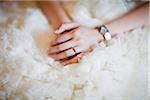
[55,22,79,34]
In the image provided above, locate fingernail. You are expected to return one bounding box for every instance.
[54,30,58,33]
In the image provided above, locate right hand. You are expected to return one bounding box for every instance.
[49,22,104,65]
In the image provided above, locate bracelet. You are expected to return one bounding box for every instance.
[96,25,111,41]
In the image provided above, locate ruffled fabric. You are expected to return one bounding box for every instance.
[0,1,148,100]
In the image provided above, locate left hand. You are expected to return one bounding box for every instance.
[48,22,104,65]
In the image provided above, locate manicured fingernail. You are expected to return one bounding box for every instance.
[54,30,58,33]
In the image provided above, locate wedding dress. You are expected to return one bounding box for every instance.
[0,1,148,100]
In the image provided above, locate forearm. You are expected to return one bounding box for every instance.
[105,3,149,37]
[37,1,71,29]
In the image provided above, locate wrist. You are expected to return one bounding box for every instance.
[105,23,117,37]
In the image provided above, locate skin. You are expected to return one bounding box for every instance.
[38,1,149,65]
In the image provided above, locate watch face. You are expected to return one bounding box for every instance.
[101,27,106,35]
[105,32,111,40]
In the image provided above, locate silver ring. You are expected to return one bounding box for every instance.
[72,48,81,62]
[72,48,77,54]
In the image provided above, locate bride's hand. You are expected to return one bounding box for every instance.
[49,22,104,65]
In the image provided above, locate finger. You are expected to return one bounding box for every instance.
[73,46,83,53]
[50,31,74,46]
[55,23,79,34]
[50,48,76,60]
[86,47,93,53]
[49,39,77,54]
[61,53,84,66]
[74,46,90,54]
[50,46,83,60]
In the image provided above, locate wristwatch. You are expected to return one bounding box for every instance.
[96,25,111,41]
